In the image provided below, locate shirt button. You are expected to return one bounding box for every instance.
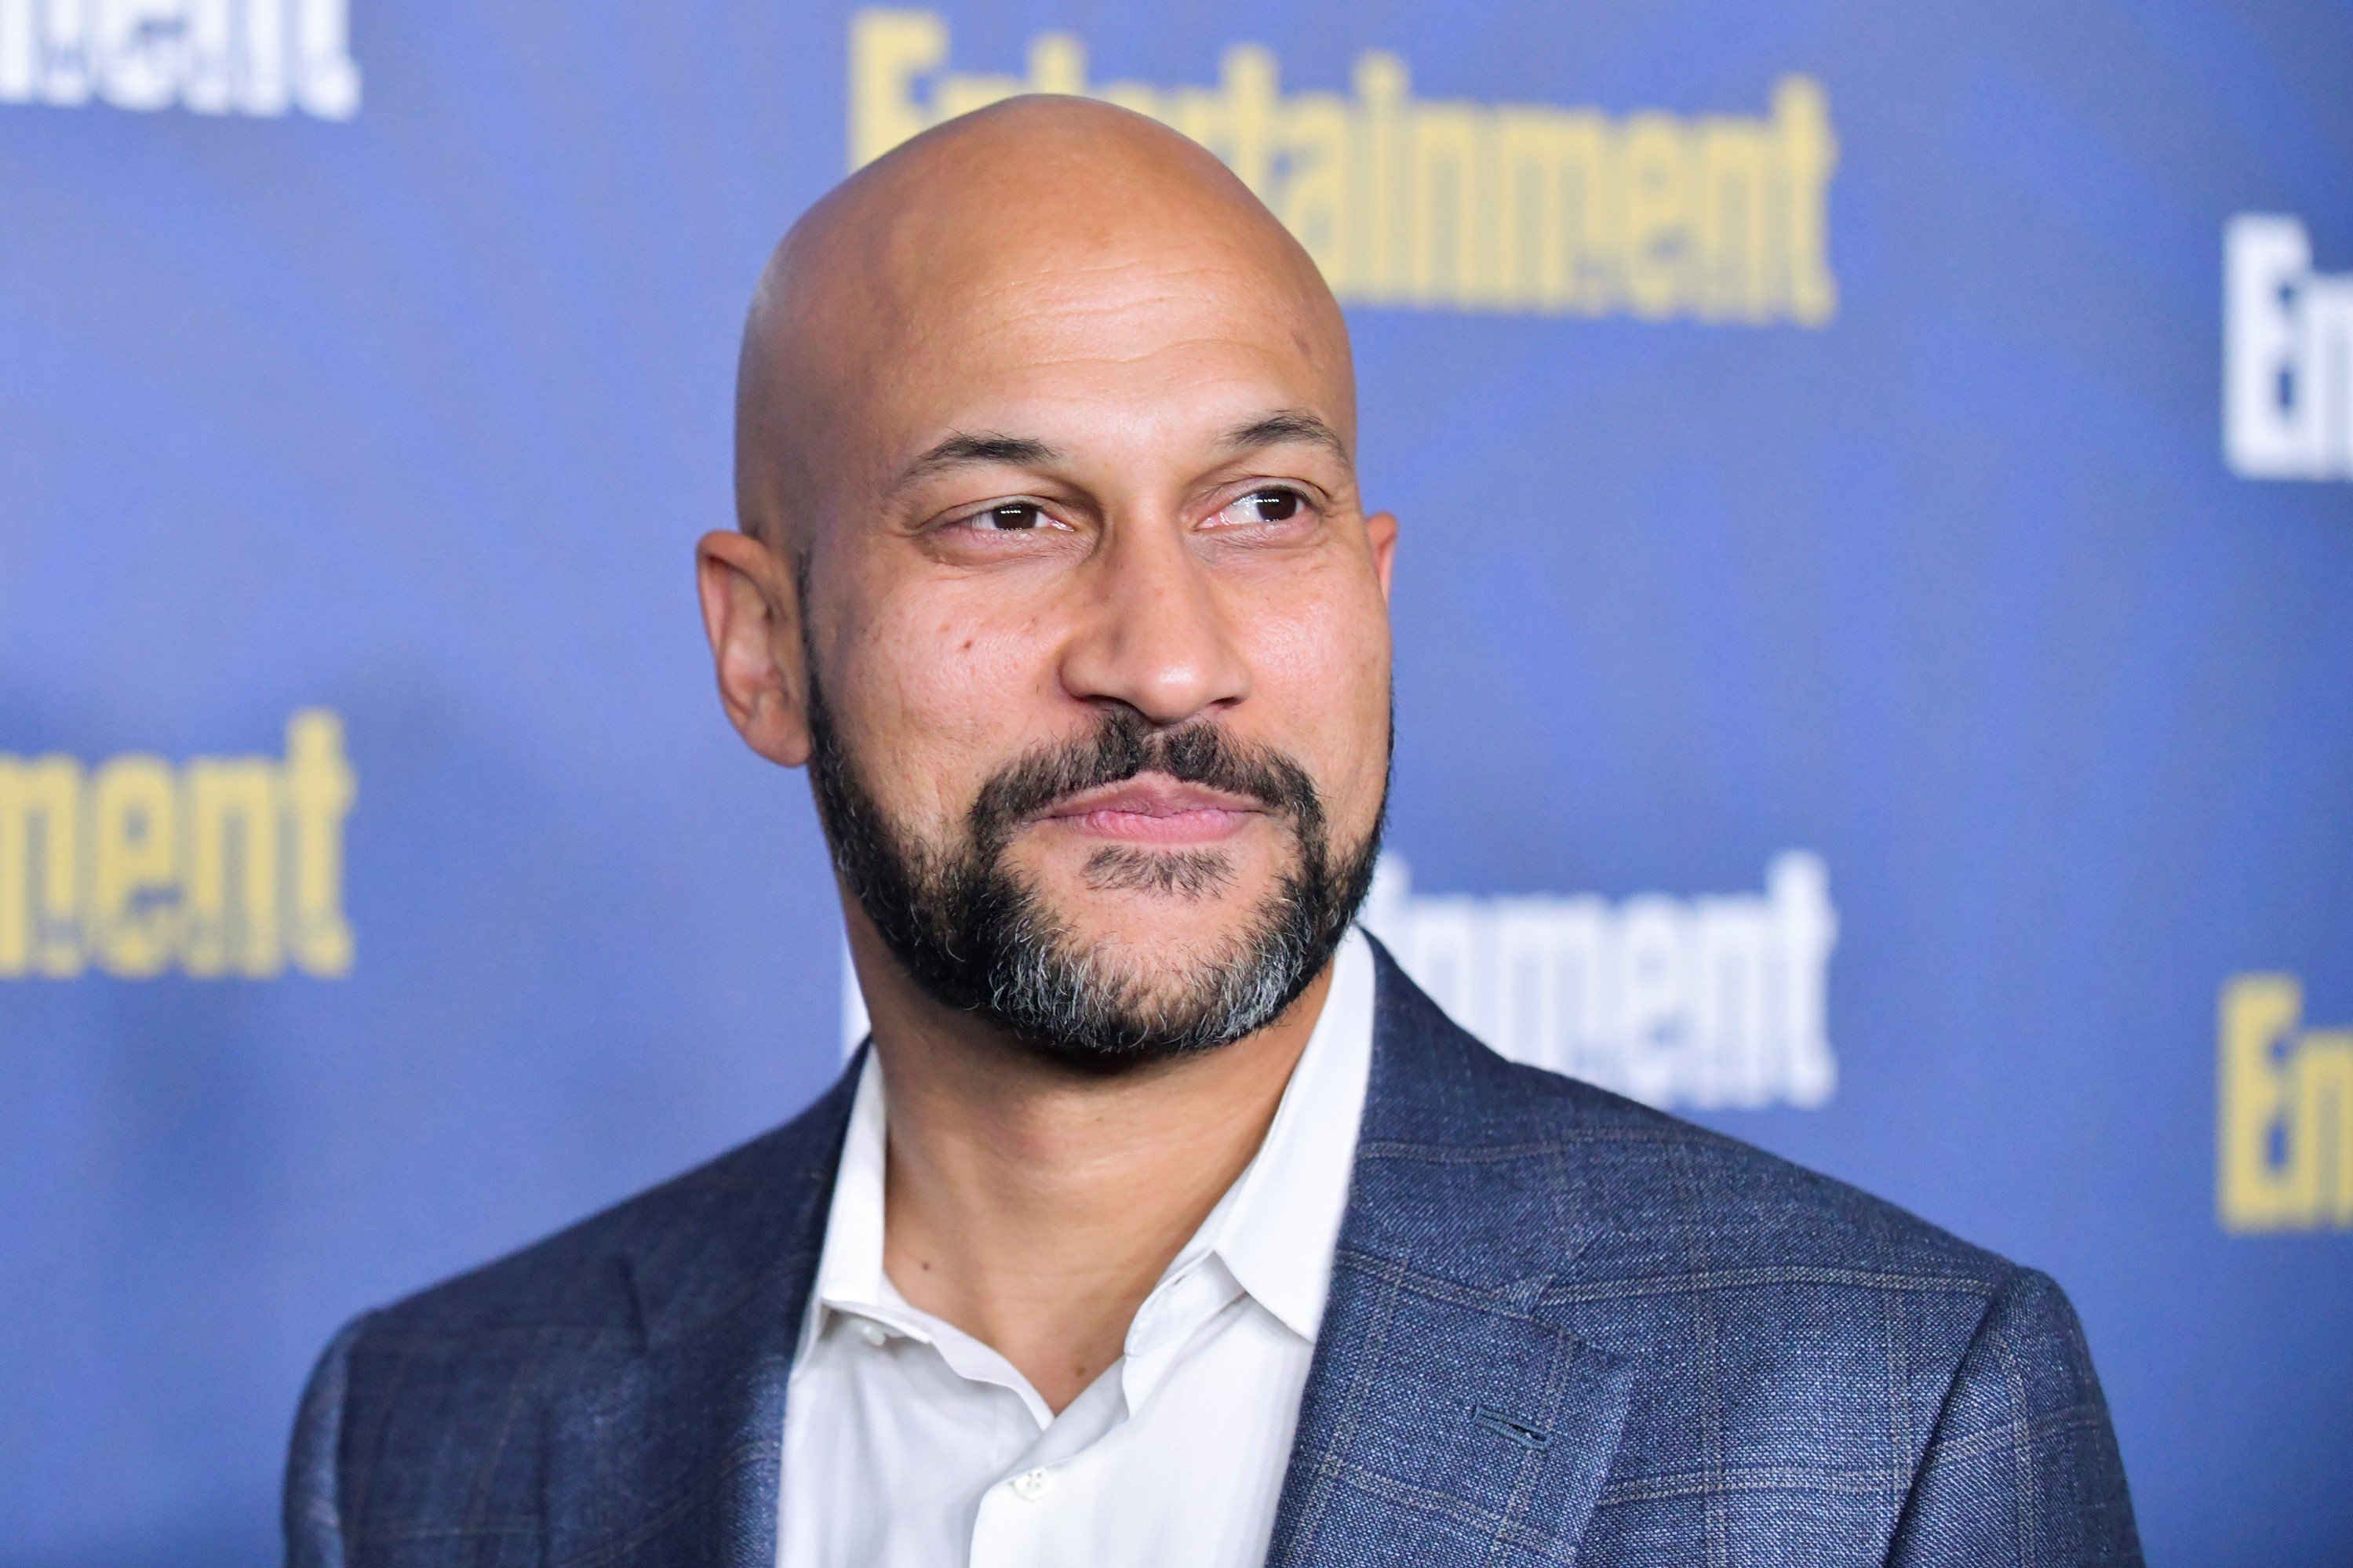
[856,1321,888,1348]
[1011,1468,1054,1501]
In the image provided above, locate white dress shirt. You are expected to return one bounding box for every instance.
[777,927,1377,1568]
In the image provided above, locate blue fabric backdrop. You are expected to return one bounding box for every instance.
[2,2,2348,1563]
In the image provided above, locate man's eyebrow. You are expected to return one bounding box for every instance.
[894,431,1061,488]
[1217,409,1350,463]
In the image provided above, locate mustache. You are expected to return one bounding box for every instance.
[969,709,1327,853]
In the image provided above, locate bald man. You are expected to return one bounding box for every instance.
[285,100,2140,1568]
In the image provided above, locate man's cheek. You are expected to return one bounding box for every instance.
[1244,602,1382,707]
[847,670,1025,826]
[904,638,1060,751]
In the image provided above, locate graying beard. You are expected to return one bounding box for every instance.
[982,868,1318,1057]
[800,625,1385,1064]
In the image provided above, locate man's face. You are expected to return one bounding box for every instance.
[736,194,1397,1061]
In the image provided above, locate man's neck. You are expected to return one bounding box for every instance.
[848,919,1335,1415]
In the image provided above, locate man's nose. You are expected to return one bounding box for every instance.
[1057,519,1252,726]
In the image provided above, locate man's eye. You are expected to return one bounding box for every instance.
[1233,489,1305,524]
[976,502,1048,531]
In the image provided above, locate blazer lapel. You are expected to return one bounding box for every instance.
[541,1062,858,1568]
[1268,1252,1636,1568]
[1266,945,1638,1568]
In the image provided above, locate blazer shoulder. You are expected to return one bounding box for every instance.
[1548,1053,1998,1281]
[286,1066,856,1556]
[1363,941,2010,1290]
[361,1063,858,1343]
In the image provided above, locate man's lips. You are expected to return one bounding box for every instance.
[1036,777,1266,846]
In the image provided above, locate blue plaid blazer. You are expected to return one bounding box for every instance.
[286,940,2141,1566]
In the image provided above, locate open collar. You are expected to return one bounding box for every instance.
[795,928,1378,1402]
[544,934,1630,1568]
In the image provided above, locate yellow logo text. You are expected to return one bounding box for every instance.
[851,9,1837,325]
[0,710,355,980]
[2220,973,2353,1231]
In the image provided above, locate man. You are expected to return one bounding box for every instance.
[286,98,2141,1566]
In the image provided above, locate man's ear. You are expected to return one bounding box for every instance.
[696,529,813,767]
[1366,511,1398,604]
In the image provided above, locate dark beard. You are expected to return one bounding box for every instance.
[804,675,1382,1070]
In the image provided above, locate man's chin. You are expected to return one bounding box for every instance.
[993,950,1300,1069]
[978,883,1320,1059]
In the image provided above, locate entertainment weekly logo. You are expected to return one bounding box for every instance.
[840,853,1841,1113]
[850,8,1839,326]
[2218,973,2352,1234]
[0,712,358,980]
[0,0,359,119]
[2225,214,2352,482]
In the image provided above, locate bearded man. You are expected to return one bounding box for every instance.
[284,98,2141,1567]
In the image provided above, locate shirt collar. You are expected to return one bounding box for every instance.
[799,926,1378,1360]
[796,1044,894,1366]
[1194,925,1376,1341]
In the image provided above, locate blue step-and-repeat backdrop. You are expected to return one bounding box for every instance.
[2,3,2348,1563]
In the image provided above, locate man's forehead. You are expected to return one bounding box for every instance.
[841,267,1355,501]
[738,95,1356,534]
[876,222,1345,376]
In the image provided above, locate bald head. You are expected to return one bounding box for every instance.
[734,95,1354,551]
